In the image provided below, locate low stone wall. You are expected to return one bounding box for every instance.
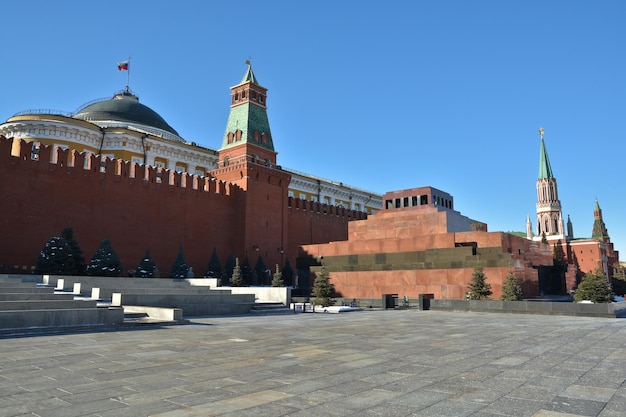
[211,286,292,305]
[112,292,255,316]
[0,307,124,332]
[429,299,626,318]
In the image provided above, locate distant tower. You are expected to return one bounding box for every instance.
[566,215,574,239]
[217,60,277,171]
[591,199,609,239]
[526,214,533,239]
[534,128,565,241]
[210,61,291,267]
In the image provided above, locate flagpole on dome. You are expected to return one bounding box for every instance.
[117,58,131,93]
[126,56,131,92]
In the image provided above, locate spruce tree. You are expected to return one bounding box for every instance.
[222,253,236,286]
[86,238,122,277]
[467,265,492,300]
[241,256,252,286]
[611,265,626,298]
[205,247,221,278]
[230,257,243,287]
[282,259,294,286]
[135,249,157,278]
[35,236,76,275]
[271,264,284,287]
[169,245,189,279]
[61,227,85,275]
[254,255,267,285]
[500,269,523,301]
[312,262,335,307]
[574,266,613,303]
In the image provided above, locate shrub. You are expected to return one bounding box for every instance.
[574,267,613,303]
[467,265,492,300]
[500,270,523,301]
[312,262,335,307]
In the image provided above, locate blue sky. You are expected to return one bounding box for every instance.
[1,1,624,255]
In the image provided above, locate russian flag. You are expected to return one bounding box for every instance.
[117,61,129,71]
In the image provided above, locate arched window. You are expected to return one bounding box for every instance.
[223,156,230,167]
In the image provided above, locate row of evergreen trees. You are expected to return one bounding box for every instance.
[34,228,295,284]
[466,264,615,303]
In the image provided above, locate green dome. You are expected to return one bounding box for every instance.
[73,90,179,136]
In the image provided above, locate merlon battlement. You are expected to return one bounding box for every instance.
[0,135,241,196]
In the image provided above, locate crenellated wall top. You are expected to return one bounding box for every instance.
[0,135,241,197]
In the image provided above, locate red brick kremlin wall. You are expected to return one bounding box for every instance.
[0,136,364,276]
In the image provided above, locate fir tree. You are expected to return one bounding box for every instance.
[552,240,565,266]
[467,265,492,300]
[312,262,335,307]
[135,249,157,278]
[230,257,243,287]
[282,259,294,286]
[500,269,523,301]
[86,238,122,277]
[61,227,85,275]
[170,245,189,279]
[35,236,76,275]
[205,247,221,278]
[254,255,267,285]
[611,265,626,298]
[271,264,284,287]
[222,253,236,286]
[574,266,613,303]
[241,256,252,286]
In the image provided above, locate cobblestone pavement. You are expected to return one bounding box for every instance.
[1,310,626,417]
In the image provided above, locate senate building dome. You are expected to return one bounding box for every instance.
[73,89,180,138]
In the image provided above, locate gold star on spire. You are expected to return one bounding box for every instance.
[538,127,544,140]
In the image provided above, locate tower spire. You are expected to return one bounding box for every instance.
[591,198,609,239]
[538,127,553,179]
[534,128,565,241]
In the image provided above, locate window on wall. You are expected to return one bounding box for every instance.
[299,193,306,200]
[223,156,230,167]
[354,203,361,211]
[31,142,40,160]
[288,190,294,198]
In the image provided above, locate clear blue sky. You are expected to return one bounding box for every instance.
[2,1,624,255]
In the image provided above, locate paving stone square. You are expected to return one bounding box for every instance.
[1,310,626,417]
